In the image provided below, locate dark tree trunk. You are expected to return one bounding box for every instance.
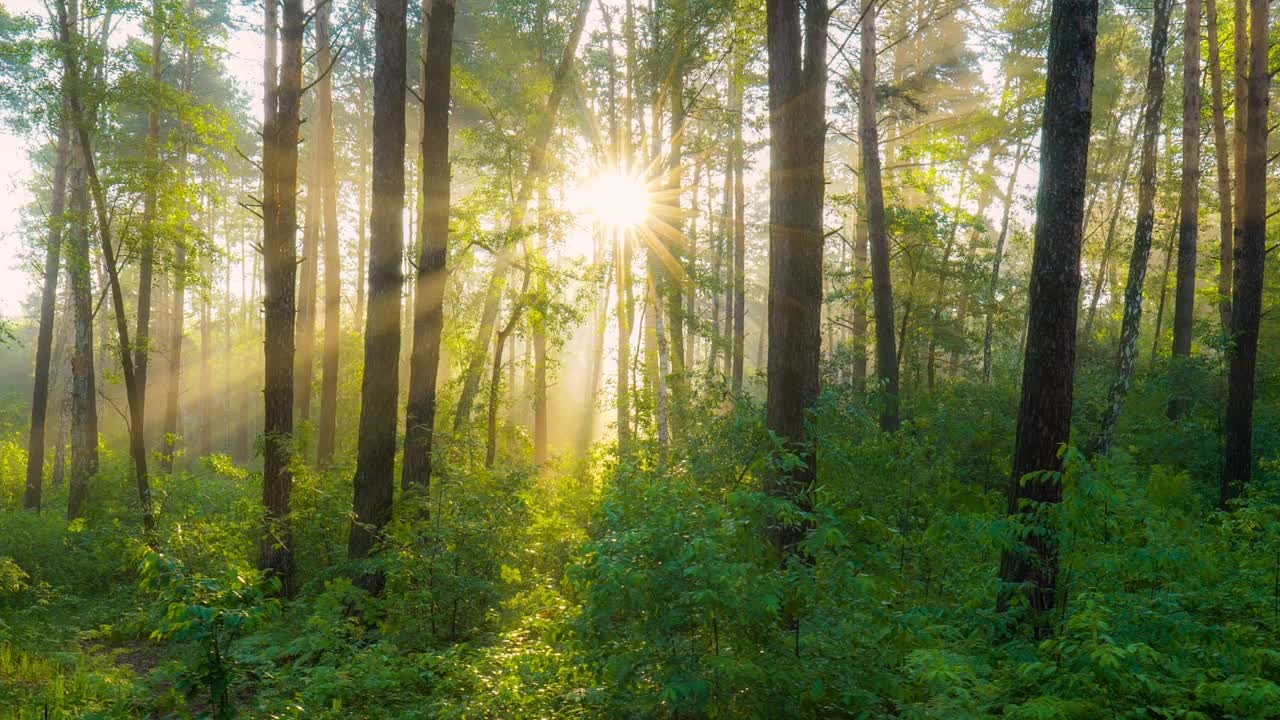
[1095,0,1170,456]
[135,4,162,453]
[996,0,1098,633]
[1206,0,1233,330]
[1168,0,1201,419]
[852,171,869,383]
[731,47,746,392]
[1231,0,1246,283]
[295,156,319,425]
[317,0,341,466]
[859,0,898,431]
[403,0,454,491]
[764,0,827,558]
[1221,0,1267,506]
[162,38,194,473]
[349,0,407,576]
[1151,207,1181,362]
[25,110,71,511]
[260,0,303,595]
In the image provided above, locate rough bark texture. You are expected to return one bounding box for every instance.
[765,0,827,557]
[295,153,319,424]
[1168,0,1201,419]
[403,0,454,491]
[1094,0,1170,456]
[1221,0,1267,506]
[859,0,898,432]
[317,0,341,465]
[1231,0,1246,277]
[349,0,407,574]
[996,0,1098,633]
[24,111,71,511]
[852,171,869,383]
[1205,0,1232,331]
[260,0,303,595]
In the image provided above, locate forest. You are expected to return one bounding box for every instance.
[0,0,1278,716]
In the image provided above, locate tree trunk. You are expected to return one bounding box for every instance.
[402,0,454,491]
[317,0,341,465]
[260,0,303,595]
[1168,0,1201,419]
[349,0,407,578]
[852,171,869,383]
[982,144,1025,383]
[452,0,591,434]
[616,228,633,445]
[135,3,162,455]
[927,173,967,393]
[996,0,1098,633]
[1206,0,1233,330]
[1231,0,1246,278]
[1151,207,1181,362]
[294,151,319,425]
[859,0,899,431]
[161,39,194,473]
[1221,0,1267,506]
[730,47,746,392]
[1083,120,1141,339]
[1094,0,1170,456]
[764,0,827,559]
[24,108,71,511]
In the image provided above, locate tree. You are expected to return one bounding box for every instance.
[1168,0,1200,419]
[24,102,71,511]
[1094,0,1171,456]
[451,0,592,434]
[996,0,1098,633]
[260,0,304,594]
[403,0,455,492]
[730,43,746,393]
[316,0,341,465]
[135,0,163,457]
[764,0,827,556]
[859,0,898,432]
[1221,0,1267,505]
[1205,0,1232,331]
[349,0,407,576]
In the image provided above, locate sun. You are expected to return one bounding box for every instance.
[572,170,652,231]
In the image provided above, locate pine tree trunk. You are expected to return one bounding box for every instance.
[764,0,827,558]
[1094,0,1170,456]
[1168,0,1201,419]
[349,0,407,578]
[135,5,162,455]
[161,41,194,474]
[997,0,1098,633]
[1151,207,1181,362]
[317,0,341,465]
[852,188,869,383]
[860,0,899,431]
[730,47,746,393]
[1205,0,1233,330]
[1221,0,1267,505]
[260,0,303,594]
[24,109,71,511]
[294,154,319,425]
[1231,0,1246,272]
[616,228,632,445]
[402,0,454,491]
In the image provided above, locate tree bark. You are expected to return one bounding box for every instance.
[1094,0,1170,456]
[616,228,632,445]
[996,0,1098,634]
[135,2,162,453]
[1221,0,1267,506]
[349,0,407,578]
[403,0,454,491]
[765,0,827,558]
[260,0,303,594]
[1205,0,1233,330]
[24,107,71,511]
[317,0,341,465]
[294,151,319,424]
[859,0,899,432]
[1168,0,1201,419]
[731,46,746,392]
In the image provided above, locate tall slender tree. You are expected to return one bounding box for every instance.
[859,0,898,431]
[1168,0,1200,419]
[764,0,828,556]
[260,0,304,594]
[1205,0,1232,330]
[350,0,407,575]
[316,0,341,465]
[996,0,1099,633]
[1221,0,1267,505]
[403,0,455,492]
[1094,0,1171,455]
